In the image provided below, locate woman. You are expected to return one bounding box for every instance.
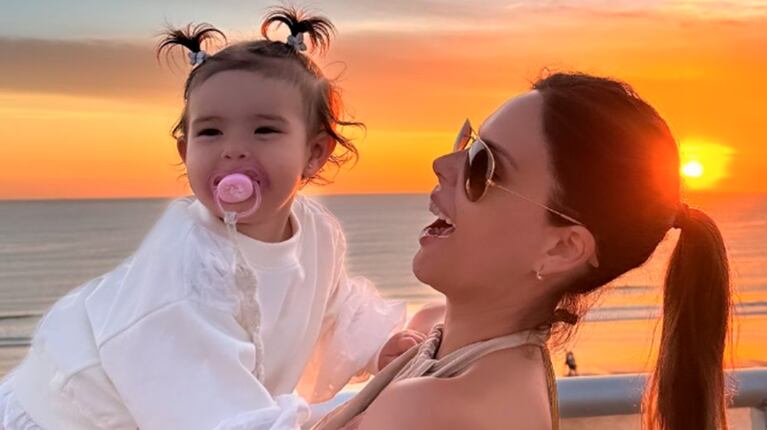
[314,72,731,430]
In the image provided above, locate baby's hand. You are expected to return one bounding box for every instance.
[377,329,427,371]
[406,302,446,334]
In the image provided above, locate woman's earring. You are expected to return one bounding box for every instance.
[536,268,544,281]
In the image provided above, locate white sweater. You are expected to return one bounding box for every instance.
[0,196,405,430]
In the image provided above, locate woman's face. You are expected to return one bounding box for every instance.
[413,91,560,299]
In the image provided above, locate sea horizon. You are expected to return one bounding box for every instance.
[2,192,766,378]
[1,188,765,203]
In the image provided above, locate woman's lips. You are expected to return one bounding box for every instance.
[420,197,456,242]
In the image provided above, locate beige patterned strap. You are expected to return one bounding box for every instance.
[541,346,560,430]
[312,325,557,430]
[394,325,550,380]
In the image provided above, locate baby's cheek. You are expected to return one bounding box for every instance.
[267,162,304,189]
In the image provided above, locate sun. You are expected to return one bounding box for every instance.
[681,160,704,178]
[678,139,734,190]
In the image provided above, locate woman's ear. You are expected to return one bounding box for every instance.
[176,137,188,162]
[534,225,598,278]
[303,133,336,179]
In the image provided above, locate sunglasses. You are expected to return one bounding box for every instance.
[453,119,584,226]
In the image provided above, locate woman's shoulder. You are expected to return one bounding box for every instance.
[359,376,476,430]
[361,345,553,430]
[460,345,555,428]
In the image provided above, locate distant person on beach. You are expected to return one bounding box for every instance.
[565,351,578,376]
[0,7,422,430]
[313,73,732,430]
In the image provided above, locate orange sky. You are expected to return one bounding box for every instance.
[1,2,766,199]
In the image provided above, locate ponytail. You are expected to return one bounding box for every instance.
[644,206,731,430]
[261,6,335,54]
[156,23,226,66]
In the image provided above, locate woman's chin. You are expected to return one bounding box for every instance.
[412,248,445,288]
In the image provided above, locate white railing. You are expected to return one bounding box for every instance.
[311,367,767,428]
[3,338,766,427]
[0,337,31,348]
[557,368,767,428]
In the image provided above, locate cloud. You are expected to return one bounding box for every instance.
[3,1,764,41]
[0,38,183,102]
[1,1,765,127]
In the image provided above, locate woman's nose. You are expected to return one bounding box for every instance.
[432,151,465,187]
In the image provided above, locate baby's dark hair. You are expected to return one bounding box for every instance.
[157,6,362,185]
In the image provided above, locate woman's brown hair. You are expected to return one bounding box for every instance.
[533,72,731,430]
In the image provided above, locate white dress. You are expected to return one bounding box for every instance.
[0,196,405,430]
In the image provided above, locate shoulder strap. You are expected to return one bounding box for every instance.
[541,345,560,430]
[425,327,550,378]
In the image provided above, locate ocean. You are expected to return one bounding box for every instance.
[1,192,766,376]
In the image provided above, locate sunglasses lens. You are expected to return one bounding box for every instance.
[454,120,472,152]
[466,141,490,202]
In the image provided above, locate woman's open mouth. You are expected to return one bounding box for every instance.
[421,200,456,239]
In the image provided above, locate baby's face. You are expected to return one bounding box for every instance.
[181,70,312,233]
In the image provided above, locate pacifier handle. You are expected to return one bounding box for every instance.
[214,173,262,223]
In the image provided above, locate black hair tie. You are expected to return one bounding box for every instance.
[673,203,690,229]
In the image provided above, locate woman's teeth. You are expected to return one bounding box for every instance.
[429,201,455,226]
[423,201,456,239]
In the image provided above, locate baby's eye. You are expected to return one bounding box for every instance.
[197,128,222,137]
[255,127,280,135]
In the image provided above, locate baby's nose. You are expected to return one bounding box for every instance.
[222,144,250,160]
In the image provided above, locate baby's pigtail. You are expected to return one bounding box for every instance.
[157,23,226,66]
[261,6,335,55]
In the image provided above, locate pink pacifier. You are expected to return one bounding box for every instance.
[214,173,262,222]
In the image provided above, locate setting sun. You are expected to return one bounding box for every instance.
[682,160,704,178]
[678,140,735,190]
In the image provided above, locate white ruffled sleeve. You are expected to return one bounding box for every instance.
[213,395,309,430]
[98,300,309,430]
[0,377,43,430]
[296,226,406,403]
